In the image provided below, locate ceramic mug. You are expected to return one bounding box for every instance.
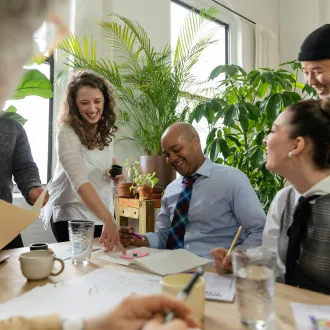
[160,273,205,321]
[19,250,65,280]
[29,243,48,251]
[107,165,122,177]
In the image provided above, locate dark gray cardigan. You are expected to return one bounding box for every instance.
[0,114,41,205]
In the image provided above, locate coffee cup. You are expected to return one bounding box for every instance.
[107,165,122,177]
[30,243,48,251]
[160,273,205,321]
[19,250,65,280]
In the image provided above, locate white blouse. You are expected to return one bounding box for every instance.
[43,124,114,226]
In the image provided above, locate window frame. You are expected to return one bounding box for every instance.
[13,56,54,190]
[171,0,229,66]
[45,55,54,184]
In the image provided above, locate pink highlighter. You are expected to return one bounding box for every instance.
[132,231,145,241]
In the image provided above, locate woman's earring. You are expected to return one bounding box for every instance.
[288,152,292,158]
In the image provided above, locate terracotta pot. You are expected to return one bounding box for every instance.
[137,156,176,189]
[117,183,134,198]
[138,186,153,200]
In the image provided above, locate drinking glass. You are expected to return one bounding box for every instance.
[232,247,277,329]
[68,220,94,265]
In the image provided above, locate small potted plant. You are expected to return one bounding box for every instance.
[115,159,138,198]
[129,161,159,200]
[134,172,159,200]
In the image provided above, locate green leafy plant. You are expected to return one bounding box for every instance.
[58,9,218,155]
[4,68,53,125]
[189,60,316,211]
[123,159,139,182]
[133,172,159,189]
[123,160,159,191]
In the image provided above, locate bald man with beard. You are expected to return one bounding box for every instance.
[119,122,266,258]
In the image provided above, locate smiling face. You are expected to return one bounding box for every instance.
[75,86,104,127]
[263,110,297,176]
[161,129,204,176]
[302,59,330,100]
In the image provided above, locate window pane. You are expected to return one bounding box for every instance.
[171,1,227,149]
[4,63,50,184]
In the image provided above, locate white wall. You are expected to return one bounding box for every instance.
[227,0,279,34]
[279,0,330,64]
[182,0,279,71]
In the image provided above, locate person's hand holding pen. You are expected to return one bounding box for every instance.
[84,294,200,330]
[211,226,243,274]
[119,226,150,248]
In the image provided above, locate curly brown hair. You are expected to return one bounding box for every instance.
[59,71,117,149]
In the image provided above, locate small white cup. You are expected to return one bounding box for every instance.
[160,273,205,321]
[19,250,65,280]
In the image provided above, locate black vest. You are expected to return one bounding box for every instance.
[278,188,330,294]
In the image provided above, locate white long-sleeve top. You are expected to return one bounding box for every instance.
[43,124,114,225]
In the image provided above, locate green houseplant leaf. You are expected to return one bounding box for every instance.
[3,106,27,125]
[11,69,53,100]
[4,65,53,125]
[190,60,308,212]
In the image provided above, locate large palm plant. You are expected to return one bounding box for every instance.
[58,10,217,155]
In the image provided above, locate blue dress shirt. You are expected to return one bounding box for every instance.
[145,158,266,259]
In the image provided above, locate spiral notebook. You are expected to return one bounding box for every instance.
[97,247,211,276]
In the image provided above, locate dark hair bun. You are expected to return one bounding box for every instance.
[288,99,330,168]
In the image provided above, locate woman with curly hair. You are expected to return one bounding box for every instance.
[44,71,125,253]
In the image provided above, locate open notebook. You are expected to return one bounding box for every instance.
[97,247,211,276]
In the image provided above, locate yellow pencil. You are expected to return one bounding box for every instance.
[227,226,243,255]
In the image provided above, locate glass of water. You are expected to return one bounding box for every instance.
[68,220,94,266]
[232,247,277,329]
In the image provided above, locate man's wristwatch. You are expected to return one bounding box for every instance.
[62,318,85,330]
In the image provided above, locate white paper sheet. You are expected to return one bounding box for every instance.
[291,303,330,330]
[204,272,235,302]
[0,267,161,320]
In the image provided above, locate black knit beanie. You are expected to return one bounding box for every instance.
[298,24,330,61]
